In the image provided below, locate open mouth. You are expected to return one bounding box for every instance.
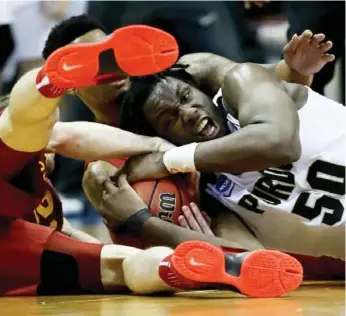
[196,117,219,139]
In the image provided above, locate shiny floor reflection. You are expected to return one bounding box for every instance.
[1,282,344,316]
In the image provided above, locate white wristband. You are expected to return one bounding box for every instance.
[163,143,198,174]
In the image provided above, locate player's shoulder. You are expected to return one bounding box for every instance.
[223,63,275,91]
[221,63,261,110]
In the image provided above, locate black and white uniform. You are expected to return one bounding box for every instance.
[204,87,345,259]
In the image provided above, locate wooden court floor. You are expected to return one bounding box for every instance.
[1,282,344,316]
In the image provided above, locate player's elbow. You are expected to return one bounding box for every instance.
[82,163,94,192]
[266,132,301,165]
[83,162,103,190]
[82,162,104,208]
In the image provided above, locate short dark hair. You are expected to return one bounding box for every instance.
[119,64,197,136]
[42,14,106,59]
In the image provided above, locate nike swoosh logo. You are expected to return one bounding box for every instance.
[189,258,207,267]
[62,63,83,71]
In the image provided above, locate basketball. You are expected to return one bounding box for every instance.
[133,175,193,224]
[110,175,194,248]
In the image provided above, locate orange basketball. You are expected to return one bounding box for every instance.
[110,175,194,248]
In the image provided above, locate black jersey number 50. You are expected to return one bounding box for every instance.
[292,160,345,225]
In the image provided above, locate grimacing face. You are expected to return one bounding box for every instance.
[143,77,227,145]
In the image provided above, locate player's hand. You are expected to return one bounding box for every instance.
[183,171,201,201]
[244,1,270,9]
[284,30,335,76]
[100,175,148,229]
[114,152,170,184]
[178,203,214,236]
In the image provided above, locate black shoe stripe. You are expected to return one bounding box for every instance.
[224,252,249,277]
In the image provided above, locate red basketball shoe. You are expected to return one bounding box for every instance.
[170,241,303,298]
[44,25,178,89]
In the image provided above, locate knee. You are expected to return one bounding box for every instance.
[83,161,105,187]
[122,246,173,294]
[82,161,109,209]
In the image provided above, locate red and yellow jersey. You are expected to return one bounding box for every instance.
[0,140,63,230]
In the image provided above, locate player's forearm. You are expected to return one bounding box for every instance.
[212,213,264,250]
[274,60,313,86]
[47,122,158,160]
[49,121,161,160]
[142,217,245,249]
[195,124,300,174]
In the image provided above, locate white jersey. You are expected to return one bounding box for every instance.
[205,87,345,259]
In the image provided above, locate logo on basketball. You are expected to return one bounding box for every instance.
[158,193,176,223]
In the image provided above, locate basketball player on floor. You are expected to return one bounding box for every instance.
[0,17,304,298]
[84,29,345,263]
[38,13,332,255]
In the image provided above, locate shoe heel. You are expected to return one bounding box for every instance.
[238,250,303,298]
[112,25,178,76]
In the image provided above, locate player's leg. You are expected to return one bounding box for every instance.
[46,25,179,89]
[0,67,62,153]
[122,240,304,298]
[122,246,174,294]
[1,22,179,154]
[0,218,141,295]
[0,217,181,296]
[169,241,303,298]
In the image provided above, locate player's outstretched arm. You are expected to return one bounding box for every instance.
[275,30,334,86]
[0,68,62,152]
[47,121,174,161]
[192,63,301,174]
[179,31,334,91]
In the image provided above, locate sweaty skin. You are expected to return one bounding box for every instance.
[123,31,334,178]
[82,31,334,250]
[83,63,306,250]
[142,64,304,174]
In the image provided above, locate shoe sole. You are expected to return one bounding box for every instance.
[171,241,303,298]
[45,25,179,88]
